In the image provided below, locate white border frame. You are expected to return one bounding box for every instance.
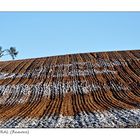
[0,0,140,11]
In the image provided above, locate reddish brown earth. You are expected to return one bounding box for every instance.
[0,50,140,128]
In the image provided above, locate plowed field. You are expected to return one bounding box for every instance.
[0,50,140,128]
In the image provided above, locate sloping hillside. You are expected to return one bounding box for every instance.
[0,50,140,128]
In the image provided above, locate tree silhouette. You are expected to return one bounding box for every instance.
[0,46,18,60]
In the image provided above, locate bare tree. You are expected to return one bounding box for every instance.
[0,46,18,60]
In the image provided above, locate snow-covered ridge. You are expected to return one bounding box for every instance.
[0,68,117,80]
[0,80,130,105]
[1,58,139,80]
[0,59,124,80]
[1,108,140,128]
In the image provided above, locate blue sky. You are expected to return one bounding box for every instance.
[0,12,140,60]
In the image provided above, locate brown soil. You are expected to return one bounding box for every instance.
[0,50,139,121]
